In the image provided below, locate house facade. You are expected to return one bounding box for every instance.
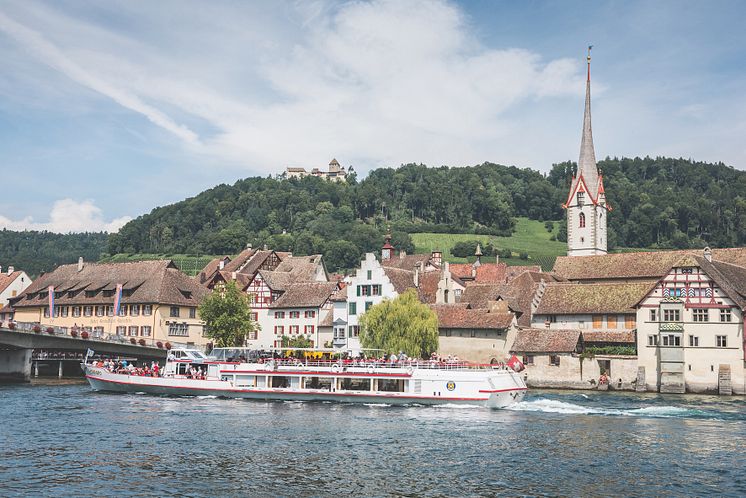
[10,259,209,347]
[636,254,746,394]
[0,265,32,324]
[433,303,517,364]
[244,255,331,349]
[346,252,414,347]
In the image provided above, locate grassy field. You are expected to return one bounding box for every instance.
[412,217,567,271]
[100,253,217,276]
[102,218,567,274]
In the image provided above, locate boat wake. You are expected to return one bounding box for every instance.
[507,398,721,420]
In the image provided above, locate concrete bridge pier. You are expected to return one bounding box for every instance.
[0,349,32,383]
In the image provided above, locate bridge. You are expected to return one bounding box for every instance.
[0,324,171,382]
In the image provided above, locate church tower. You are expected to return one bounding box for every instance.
[564,46,610,257]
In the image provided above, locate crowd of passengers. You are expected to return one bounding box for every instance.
[93,358,161,377]
[248,351,463,367]
[93,358,210,379]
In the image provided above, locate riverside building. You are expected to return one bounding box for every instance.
[10,259,209,347]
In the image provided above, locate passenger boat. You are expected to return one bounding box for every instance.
[81,348,528,408]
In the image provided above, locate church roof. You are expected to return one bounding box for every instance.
[565,48,608,209]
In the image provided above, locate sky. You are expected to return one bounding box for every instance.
[1,0,745,233]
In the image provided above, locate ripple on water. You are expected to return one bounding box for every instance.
[1,384,745,497]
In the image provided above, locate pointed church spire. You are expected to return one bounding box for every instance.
[577,45,599,200]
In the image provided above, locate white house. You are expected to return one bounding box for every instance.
[0,266,32,323]
[636,251,746,394]
[244,255,330,349]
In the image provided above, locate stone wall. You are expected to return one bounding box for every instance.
[0,349,31,382]
[522,353,638,390]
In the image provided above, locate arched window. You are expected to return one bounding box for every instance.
[579,212,586,228]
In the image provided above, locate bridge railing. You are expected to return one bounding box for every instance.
[1,321,185,350]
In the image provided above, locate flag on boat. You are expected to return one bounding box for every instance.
[507,355,525,373]
[48,285,55,318]
[85,349,94,359]
[113,283,123,316]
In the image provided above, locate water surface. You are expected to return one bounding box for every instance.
[1,382,744,497]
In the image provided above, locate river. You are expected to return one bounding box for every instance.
[1,382,745,497]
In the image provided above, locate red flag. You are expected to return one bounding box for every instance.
[507,355,525,373]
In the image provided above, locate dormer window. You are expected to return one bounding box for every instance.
[577,191,585,206]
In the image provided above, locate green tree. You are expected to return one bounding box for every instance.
[198,281,257,347]
[281,335,313,348]
[359,290,438,358]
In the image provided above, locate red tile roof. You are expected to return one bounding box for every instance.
[196,256,230,284]
[535,281,657,315]
[582,330,635,343]
[552,248,746,281]
[0,271,23,295]
[13,260,207,308]
[269,282,338,309]
[382,267,416,294]
[431,305,514,329]
[511,329,582,353]
[382,254,438,271]
[417,272,440,304]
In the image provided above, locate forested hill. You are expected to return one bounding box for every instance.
[0,231,108,278]
[3,157,745,277]
[108,157,746,267]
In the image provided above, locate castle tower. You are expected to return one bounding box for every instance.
[564,46,610,257]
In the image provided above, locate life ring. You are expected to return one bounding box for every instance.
[406,366,414,375]
[366,365,375,374]
[331,363,340,373]
[294,361,303,368]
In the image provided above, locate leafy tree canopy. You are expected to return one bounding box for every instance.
[198,281,257,347]
[359,290,439,358]
[4,156,746,276]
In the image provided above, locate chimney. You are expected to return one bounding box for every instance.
[7,266,14,275]
[399,250,407,259]
[219,260,226,270]
[704,247,712,262]
[77,257,84,272]
[232,271,237,280]
[496,254,499,265]
[0,266,3,274]
[246,243,252,250]
[414,262,422,287]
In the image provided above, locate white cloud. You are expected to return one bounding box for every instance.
[0,0,586,173]
[0,199,131,233]
[0,10,199,144]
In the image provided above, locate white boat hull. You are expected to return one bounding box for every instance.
[82,364,527,408]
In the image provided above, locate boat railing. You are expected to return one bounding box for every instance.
[235,358,510,372]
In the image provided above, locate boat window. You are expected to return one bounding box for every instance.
[270,376,290,388]
[304,377,333,390]
[378,379,405,392]
[340,378,371,391]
